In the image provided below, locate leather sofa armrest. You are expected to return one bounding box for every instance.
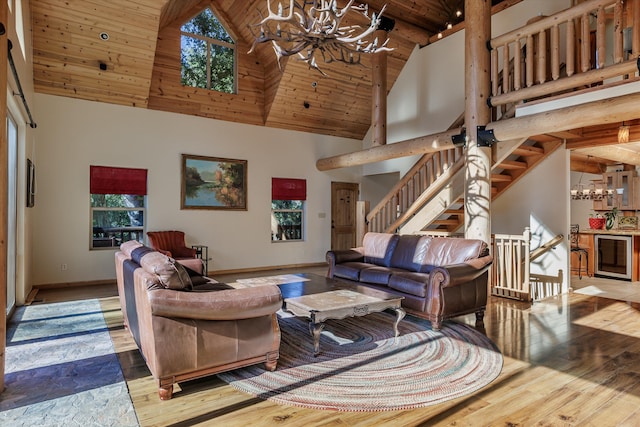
[172,246,198,259]
[430,255,493,288]
[148,285,282,321]
[326,248,364,265]
[326,248,364,278]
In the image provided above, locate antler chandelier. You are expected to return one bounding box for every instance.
[248,0,393,75]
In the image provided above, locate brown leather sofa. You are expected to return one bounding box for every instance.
[326,232,492,330]
[115,240,282,400]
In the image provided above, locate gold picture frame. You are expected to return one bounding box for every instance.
[181,154,247,210]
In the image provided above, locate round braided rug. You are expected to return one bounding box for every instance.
[218,312,502,412]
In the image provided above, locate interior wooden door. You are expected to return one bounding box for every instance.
[331,182,359,250]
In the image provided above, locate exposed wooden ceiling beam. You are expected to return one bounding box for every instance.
[574,145,640,166]
[570,157,608,174]
[317,91,640,171]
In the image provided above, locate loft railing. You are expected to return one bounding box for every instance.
[489,0,639,111]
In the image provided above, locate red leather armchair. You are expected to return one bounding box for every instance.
[147,231,197,259]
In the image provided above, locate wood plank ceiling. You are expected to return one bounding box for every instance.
[28,0,640,170]
[30,0,512,140]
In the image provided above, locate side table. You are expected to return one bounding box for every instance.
[192,245,209,274]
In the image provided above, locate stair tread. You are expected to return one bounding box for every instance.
[513,145,544,156]
[492,174,513,182]
[498,160,527,169]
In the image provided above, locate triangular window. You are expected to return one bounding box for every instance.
[180,8,236,94]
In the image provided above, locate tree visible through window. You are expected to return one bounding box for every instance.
[181,8,236,94]
[91,194,145,249]
[271,200,304,241]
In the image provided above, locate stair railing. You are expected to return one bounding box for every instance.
[366,114,466,234]
[491,229,565,301]
[491,228,532,301]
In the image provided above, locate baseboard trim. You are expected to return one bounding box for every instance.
[209,262,327,276]
[35,279,117,290]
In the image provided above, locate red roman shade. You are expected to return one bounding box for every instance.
[272,178,306,200]
[90,165,148,195]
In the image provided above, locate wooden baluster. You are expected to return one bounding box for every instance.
[491,47,498,96]
[434,151,442,178]
[581,13,590,72]
[566,18,575,76]
[614,0,623,63]
[503,42,510,94]
[596,5,605,69]
[551,24,560,80]
[526,33,534,87]
[428,156,436,185]
[514,38,522,90]
[537,29,547,84]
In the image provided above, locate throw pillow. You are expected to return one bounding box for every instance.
[153,257,193,291]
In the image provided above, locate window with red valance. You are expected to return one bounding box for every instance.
[272,178,306,201]
[271,178,306,242]
[90,165,147,250]
[90,165,148,195]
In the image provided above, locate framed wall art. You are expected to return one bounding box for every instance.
[181,154,247,210]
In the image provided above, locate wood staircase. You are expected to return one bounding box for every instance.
[366,132,563,235]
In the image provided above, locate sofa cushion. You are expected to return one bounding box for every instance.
[333,262,377,281]
[388,271,430,298]
[360,266,395,286]
[362,233,399,267]
[131,246,193,290]
[421,237,487,269]
[390,235,424,271]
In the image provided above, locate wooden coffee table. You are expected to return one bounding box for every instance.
[283,288,405,356]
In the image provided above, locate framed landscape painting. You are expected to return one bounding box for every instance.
[181,154,247,210]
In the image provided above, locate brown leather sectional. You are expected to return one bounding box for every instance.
[114,241,282,400]
[326,232,493,330]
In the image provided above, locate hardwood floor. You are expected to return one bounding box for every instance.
[33,270,640,426]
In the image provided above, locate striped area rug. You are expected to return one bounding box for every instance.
[1,299,138,426]
[218,312,502,412]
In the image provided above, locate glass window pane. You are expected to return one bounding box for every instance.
[210,44,234,93]
[272,200,303,209]
[181,8,234,44]
[181,35,208,89]
[91,194,144,208]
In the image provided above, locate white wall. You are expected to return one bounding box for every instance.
[31,94,361,285]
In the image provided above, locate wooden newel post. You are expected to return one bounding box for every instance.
[464,0,492,245]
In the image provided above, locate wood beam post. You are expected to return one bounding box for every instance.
[371,28,388,147]
[0,1,9,394]
[464,0,492,243]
